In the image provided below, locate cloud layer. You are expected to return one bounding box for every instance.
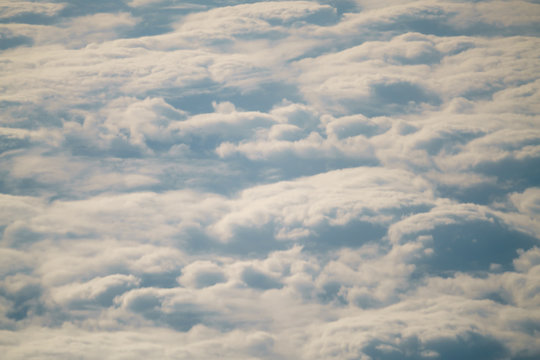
[1,0,539,359]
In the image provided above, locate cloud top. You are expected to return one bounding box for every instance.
[0,0,539,359]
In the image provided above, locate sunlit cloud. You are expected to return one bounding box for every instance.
[0,0,539,359]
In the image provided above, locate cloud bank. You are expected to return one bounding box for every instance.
[1,0,539,359]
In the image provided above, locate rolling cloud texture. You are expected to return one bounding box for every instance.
[1,0,540,359]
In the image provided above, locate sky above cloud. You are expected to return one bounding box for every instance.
[0,0,539,359]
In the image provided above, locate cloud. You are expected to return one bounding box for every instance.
[510,187,540,216]
[49,274,140,309]
[1,0,539,359]
[241,267,283,290]
[128,0,167,7]
[1,190,227,248]
[0,1,65,20]
[210,166,433,241]
[178,261,227,289]
[176,1,336,35]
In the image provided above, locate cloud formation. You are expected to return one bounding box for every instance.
[1,0,539,359]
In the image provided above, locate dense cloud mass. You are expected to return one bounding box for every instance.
[0,0,539,359]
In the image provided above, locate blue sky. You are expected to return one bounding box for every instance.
[0,0,539,359]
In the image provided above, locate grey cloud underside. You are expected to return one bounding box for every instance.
[1,0,540,359]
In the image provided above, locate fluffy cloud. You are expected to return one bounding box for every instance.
[0,1,65,19]
[1,0,539,359]
[211,166,433,241]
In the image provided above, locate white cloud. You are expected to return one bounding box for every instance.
[514,247,540,273]
[0,1,65,19]
[176,1,335,34]
[510,188,540,216]
[0,249,32,281]
[128,0,166,7]
[387,201,492,244]
[25,240,185,298]
[178,261,227,289]
[2,190,226,246]
[1,0,539,358]
[211,166,433,241]
[0,194,45,227]
[452,0,540,28]
[49,274,140,308]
